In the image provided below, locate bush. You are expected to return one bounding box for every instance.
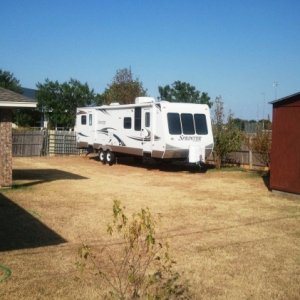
[250,130,271,167]
[212,97,243,168]
[77,200,191,299]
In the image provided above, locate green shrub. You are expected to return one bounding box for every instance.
[212,97,243,168]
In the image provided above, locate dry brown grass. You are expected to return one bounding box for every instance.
[0,156,299,299]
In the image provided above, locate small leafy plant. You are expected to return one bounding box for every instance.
[77,200,191,299]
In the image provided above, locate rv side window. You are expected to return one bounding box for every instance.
[194,114,208,135]
[124,117,132,129]
[89,114,92,126]
[168,113,181,135]
[134,107,141,131]
[81,115,87,125]
[145,112,150,127]
[181,113,195,135]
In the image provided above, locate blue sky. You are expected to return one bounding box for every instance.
[1,0,300,119]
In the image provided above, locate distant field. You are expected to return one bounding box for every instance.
[0,156,299,299]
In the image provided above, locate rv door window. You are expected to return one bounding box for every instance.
[168,113,181,135]
[134,107,141,131]
[145,112,150,127]
[124,117,132,129]
[194,114,208,135]
[81,115,87,125]
[89,114,92,126]
[181,113,195,135]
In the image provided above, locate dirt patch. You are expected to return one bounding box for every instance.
[0,156,299,299]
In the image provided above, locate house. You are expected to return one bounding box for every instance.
[22,87,37,99]
[21,87,48,128]
[21,87,55,128]
[270,92,300,196]
[0,87,36,187]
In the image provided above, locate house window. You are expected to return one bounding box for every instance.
[81,115,87,125]
[89,114,92,126]
[134,107,141,131]
[124,117,132,129]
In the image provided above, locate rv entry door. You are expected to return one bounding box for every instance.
[141,108,152,153]
[87,111,95,145]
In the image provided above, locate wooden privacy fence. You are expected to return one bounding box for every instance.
[226,148,266,168]
[12,130,80,157]
[207,135,270,169]
[12,130,269,168]
[228,135,270,168]
[12,131,45,156]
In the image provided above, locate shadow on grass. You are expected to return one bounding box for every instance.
[89,154,210,173]
[160,214,300,242]
[262,171,271,191]
[12,169,88,188]
[0,193,66,252]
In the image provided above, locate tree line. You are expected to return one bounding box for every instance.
[1,68,211,129]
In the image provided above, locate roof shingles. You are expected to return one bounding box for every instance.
[0,87,36,108]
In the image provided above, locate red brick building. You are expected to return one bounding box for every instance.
[270,92,300,195]
[0,87,36,187]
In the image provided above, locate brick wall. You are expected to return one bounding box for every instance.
[0,109,12,187]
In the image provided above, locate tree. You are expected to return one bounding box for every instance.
[158,81,212,107]
[212,96,243,168]
[231,118,245,131]
[257,118,272,131]
[98,68,147,105]
[37,78,94,129]
[0,69,22,93]
[13,109,41,128]
[231,118,272,133]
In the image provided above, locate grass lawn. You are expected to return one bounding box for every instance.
[0,156,299,299]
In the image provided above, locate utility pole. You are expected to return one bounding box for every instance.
[273,81,279,101]
[262,92,266,130]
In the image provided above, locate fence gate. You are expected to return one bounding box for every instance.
[47,130,80,156]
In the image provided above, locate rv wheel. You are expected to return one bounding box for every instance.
[106,150,115,166]
[99,149,106,164]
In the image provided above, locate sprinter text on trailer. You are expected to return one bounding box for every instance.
[75,97,214,165]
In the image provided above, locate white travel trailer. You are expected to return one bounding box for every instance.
[75,97,214,165]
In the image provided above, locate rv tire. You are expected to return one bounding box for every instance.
[106,150,115,166]
[99,149,106,164]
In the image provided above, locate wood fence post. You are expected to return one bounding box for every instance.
[249,136,253,169]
